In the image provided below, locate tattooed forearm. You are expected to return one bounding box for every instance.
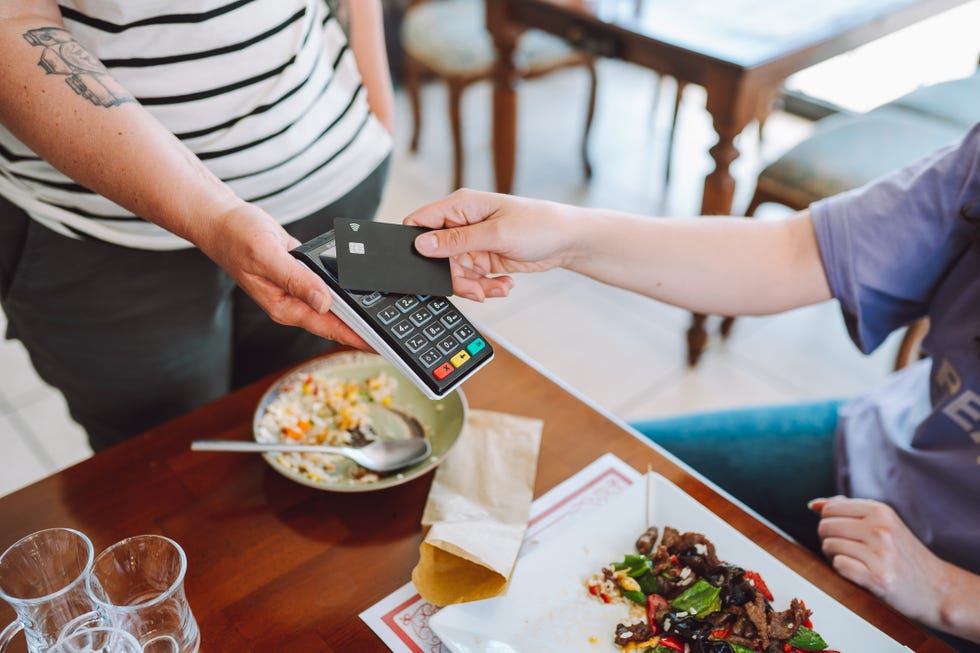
[23,27,134,108]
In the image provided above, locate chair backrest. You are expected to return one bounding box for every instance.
[894,318,929,371]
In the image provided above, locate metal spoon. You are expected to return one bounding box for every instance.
[190,438,431,473]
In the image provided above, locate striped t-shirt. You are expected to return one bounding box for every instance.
[0,0,392,250]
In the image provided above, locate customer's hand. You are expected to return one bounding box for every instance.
[404,189,580,301]
[810,496,980,641]
[201,203,369,349]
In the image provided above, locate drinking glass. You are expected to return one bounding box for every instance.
[47,627,142,653]
[85,536,199,653]
[0,528,96,653]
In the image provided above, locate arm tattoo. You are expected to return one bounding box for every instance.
[23,27,134,108]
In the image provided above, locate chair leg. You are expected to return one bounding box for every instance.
[719,316,736,338]
[581,60,598,180]
[664,79,687,184]
[650,74,664,127]
[742,190,764,220]
[894,318,930,371]
[448,79,465,190]
[687,312,709,366]
[405,57,423,153]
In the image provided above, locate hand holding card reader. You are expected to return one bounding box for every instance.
[290,222,493,400]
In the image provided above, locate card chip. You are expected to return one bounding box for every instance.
[348,242,365,255]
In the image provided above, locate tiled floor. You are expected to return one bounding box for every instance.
[0,59,906,498]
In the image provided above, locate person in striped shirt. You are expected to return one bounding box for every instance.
[0,0,394,451]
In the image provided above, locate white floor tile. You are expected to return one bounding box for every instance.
[475,275,694,414]
[0,338,51,405]
[0,412,50,497]
[14,391,91,472]
[617,354,804,422]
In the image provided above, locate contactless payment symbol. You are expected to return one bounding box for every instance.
[349,222,361,232]
[349,242,365,255]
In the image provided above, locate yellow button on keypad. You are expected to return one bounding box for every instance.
[450,350,471,368]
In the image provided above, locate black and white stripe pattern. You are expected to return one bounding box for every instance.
[0,0,391,249]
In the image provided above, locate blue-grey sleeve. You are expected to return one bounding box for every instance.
[810,122,980,354]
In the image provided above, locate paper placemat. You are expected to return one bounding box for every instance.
[360,453,641,652]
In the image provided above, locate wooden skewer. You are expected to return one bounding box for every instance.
[645,464,653,528]
[647,464,665,550]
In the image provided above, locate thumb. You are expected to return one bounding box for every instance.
[807,495,846,513]
[273,253,332,314]
[414,223,492,259]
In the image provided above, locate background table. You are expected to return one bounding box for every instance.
[0,342,956,651]
[486,0,966,214]
[486,0,967,368]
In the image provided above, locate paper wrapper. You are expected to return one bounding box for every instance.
[411,409,543,606]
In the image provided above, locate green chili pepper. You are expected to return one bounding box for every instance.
[787,626,828,651]
[670,579,722,616]
[636,570,660,594]
[628,560,653,578]
[724,641,757,653]
[612,554,653,577]
[622,589,647,605]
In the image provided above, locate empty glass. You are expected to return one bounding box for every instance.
[85,535,199,653]
[46,627,142,653]
[0,528,97,653]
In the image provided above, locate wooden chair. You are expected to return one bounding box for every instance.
[894,318,929,371]
[685,67,980,366]
[400,0,598,189]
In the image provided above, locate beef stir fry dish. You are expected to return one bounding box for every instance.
[586,526,838,653]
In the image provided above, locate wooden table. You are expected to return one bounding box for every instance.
[486,0,965,211]
[0,342,955,652]
[486,0,966,366]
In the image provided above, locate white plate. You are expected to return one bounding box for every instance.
[430,473,911,652]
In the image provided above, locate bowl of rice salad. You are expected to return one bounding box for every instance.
[253,350,466,492]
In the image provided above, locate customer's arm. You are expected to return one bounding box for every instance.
[810,497,980,644]
[405,189,832,316]
[346,0,395,134]
[0,1,366,348]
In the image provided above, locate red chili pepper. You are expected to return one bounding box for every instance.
[783,644,792,652]
[710,627,731,639]
[744,570,774,601]
[670,554,680,566]
[647,593,668,632]
[588,585,598,596]
[659,636,684,652]
[803,617,813,629]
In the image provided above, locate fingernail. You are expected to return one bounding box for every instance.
[309,291,327,313]
[416,234,437,254]
[488,287,505,298]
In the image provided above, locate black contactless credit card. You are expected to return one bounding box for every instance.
[334,218,454,297]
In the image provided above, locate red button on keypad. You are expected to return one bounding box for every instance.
[433,362,454,380]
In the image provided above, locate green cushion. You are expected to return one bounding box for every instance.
[756,107,965,206]
[401,0,578,77]
[886,69,980,130]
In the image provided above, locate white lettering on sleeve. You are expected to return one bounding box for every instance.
[942,389,980,431]
[935,358,962,396]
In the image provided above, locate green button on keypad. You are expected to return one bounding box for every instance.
[466,338,486,356]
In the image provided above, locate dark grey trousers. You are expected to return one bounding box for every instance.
[0,159,388,452]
